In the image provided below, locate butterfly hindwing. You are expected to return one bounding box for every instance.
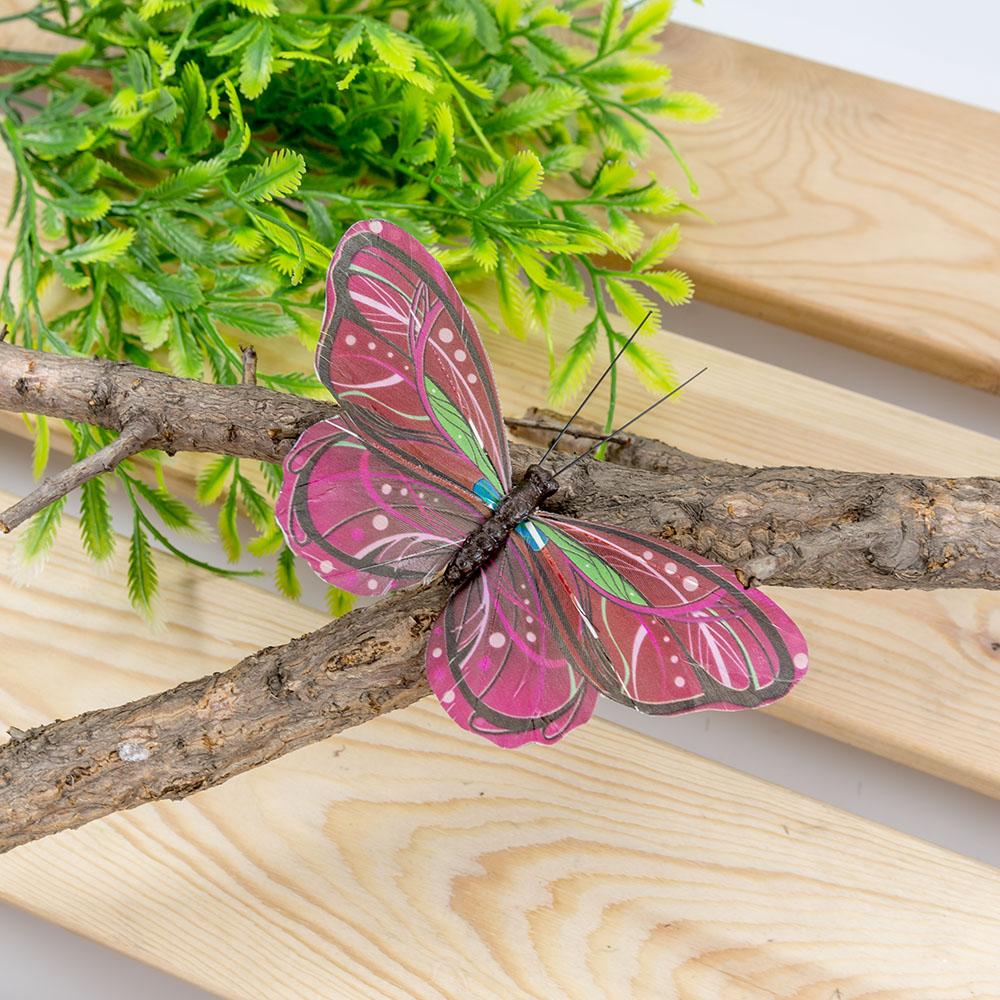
[534,514,809,713]
[318,219,512,500]
[427,531,598,748]
[276,415,483,597]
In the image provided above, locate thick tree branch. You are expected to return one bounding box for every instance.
[0,581,448,854]
[1,340,996,590]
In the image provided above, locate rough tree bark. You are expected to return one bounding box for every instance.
[0,340,997,854]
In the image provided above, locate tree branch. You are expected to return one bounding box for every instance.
[1,340,996,590]
[0,414,157,532]
[0,340,997,854]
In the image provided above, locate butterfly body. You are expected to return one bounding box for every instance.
[444,465,558,588]
[277,219,808,748]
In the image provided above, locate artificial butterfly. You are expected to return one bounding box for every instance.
[276,220,808,748]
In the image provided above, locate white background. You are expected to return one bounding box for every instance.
[2,1,1000,996]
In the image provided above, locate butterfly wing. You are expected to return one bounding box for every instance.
[533,514,808,713]
[276,415,483,597]
[317,218,511,500]
[426,531,598,748]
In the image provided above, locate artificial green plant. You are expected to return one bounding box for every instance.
[0,0,716,616]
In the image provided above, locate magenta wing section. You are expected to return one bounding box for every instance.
[276,414,486,597]
[317,219,511,498]
[535,514,808,714]
[426,532,598,748]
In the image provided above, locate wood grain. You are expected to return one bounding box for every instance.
[2,508,1000,997]
[647,24,1000,394]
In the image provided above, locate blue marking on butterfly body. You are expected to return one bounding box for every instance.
[473,478,548,552]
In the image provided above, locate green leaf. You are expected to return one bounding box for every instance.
[237,149,306,202]
[634,268,694,305]
[132,478,205,535]
[51,190,111,222]
[196,456,236,505]
[605,276,659,330]
[18,123,93,157]
[645,91,720,122]
[432,102,455,167]
[32,414,50,480]
[549,317,597,405]
[239,22,274,99]
[598,0,624,53]
[59,228,135,263]
[237,476,272,531]
[127,513,159,619]
[231,0,278,16]
[15,496,66,570]
[246,522,284,557]
[207,299,297,338]
[621,0,676,47]
[325,586,355,618]
[64,153,100,191]
[364,19,419,72]
[219,486,240,561]
[167,317,205,378]
[108,267,203,317]
[52,257,90,291]
[469,221,498,271]
[633,224,680,272]
[208,18,261,56]
[80,476,115,562]
[478,150,543,210]
[178,62,212,153]
[484,84,585,135]
[624,339,677,394]
[333,20,364,61]
[275,546,301,599]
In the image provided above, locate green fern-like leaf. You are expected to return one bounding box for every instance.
[635,268,694,305]
[196,455,236,505]
[478,150,543,210]
[364,19,419,72]
[132,478,205,535]
[239,22,274,99]
[432,102,455,166]
[484,84,585,135]
[127,514,159,619]
[237,149,306,202]
[80,476,115,562]
[58,228,135,263]
[549,317,598,405]
[275,546,301,599]
[326,586,355,617]
[633,225,681,273]
[218,487,241,561]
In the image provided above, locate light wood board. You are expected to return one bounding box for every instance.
[2,502,1000,998]
[651,24,1000,394]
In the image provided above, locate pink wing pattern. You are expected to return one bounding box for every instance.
[316,218,511,498]
[534,514,809,713]
[427,532,598,747]
[276,415,482,596]
[278,217,808,748]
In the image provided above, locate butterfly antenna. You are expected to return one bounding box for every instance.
[553,367,708,478]
[537,311,652,467]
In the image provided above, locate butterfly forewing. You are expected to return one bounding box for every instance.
[318,219,512,499]
[276,415,482,596]
[534,515,808,713]
[427,532,598,747]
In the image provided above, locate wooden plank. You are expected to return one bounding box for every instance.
[2,505,1000,997]
[640,24,1000,394]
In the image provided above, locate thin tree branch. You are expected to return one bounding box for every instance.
[0,415,157,532]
